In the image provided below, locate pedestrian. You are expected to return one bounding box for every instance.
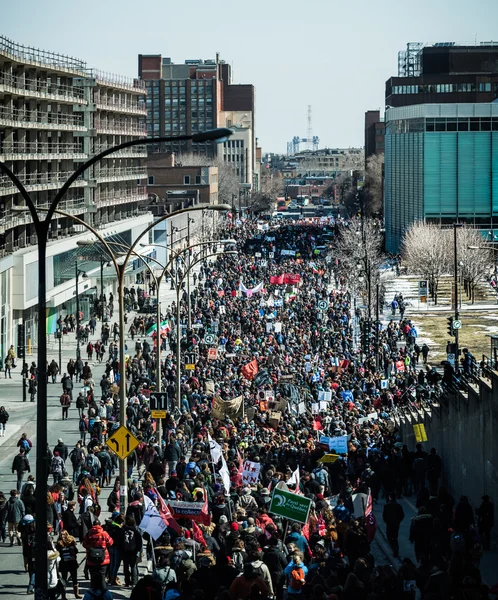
[0,405,9,437]
[5,489,24,546]
[284,554,308,597]
[12,449,30,492]
[476,495,494,551]
[56,529,82,598]
[79,414,89,446]
[391,297,398,316]
[61,501,80,539]
[28,375,37,402]
[62,372,74,400]
[122,515,143,587]
[48,359,59,384]
[382,492,405,557]
[4,355,13,378]
[60,390,71,420]
[50,451,65,485]
[82,572,113,600]
[82,518,114,590]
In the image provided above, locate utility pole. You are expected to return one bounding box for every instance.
[453,224,462,373]
[75,260,80,360]
[100,257,105,323]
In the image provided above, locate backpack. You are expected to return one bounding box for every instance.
[79,418,87,432]
[450,531,466,554]
[88,418,95,433]
[312,468,326,486]
[123,528,137,553]
[88,546,105,563]
[21,439,30,452]
[85,454,98,475]
[51,456,62,474]
[231,550,245,572]
[289,565,306,590]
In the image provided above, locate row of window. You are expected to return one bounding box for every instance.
[225,154,244,162]
[391,82,492,95]
[223,140,245,148]
[144,81,213,95]
[148,175,203,185]
[387,117,498,134]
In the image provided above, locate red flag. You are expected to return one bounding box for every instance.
[155,488,182,535]
[302,522,310,541]
[192,520,207,547]
[312,419,323,431]
[317,513,327,536]
[283,273,301,285]
[270,275,284,285]
[200,492,211,525]
[241,359,258,380]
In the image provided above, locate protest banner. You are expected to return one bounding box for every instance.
[242,460,261,485]
[328,435,348,454]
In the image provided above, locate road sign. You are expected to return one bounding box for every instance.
[185,364,195,370]
[149,392,167,411]
[452,319,462,330]
[317,299,329,311]
[208,348,218,360]
[419,280,428,297]
[151,410,167,419]
[447,353,455,366]
[106,426,139,460]
[413,423,428,443]
[269,488,312,524]
[204,333,215,345]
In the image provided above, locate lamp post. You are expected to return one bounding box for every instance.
[74,262,87,360]
[0,126,232,598]
[453,224,464,373]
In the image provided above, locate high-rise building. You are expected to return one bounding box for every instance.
[384,42,498,252]
[137,53,256,191]
[364,110,385,167]
[0,35,153,355]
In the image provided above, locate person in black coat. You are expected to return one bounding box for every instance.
[477,495,494,551]
[122,516,143,587]
[382,492,405,557]
[262,537,288,600]
[61,501,80,538]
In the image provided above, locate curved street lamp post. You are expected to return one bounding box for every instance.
[0,127,232,598]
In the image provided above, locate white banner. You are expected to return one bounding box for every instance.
[242,460,261,485]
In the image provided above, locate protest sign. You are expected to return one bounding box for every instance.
[242,460,261,485]
[328,435,348,454]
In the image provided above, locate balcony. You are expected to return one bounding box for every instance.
[94,166,147,184]
[0,35,87,76]
[94,97,147,116]
[0,72,87,104]
[0,171,87,197]
[0,140,87,162]
[0,197,86,234]
[93,70,147,95]
[94,118,146,137]
[0,105,86,131]
[94,143,147,159]
[94,186,148,207]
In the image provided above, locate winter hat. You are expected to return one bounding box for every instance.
[230,522,239,532]
[219,515,228,524]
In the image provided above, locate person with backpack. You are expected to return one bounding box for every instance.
[12,449,30,493]
[79,414,89,446]
[82,571,113,600]
[286,523,310,556]
[0,405,9,437]
[311,465,330,494]
[82,518,114,590]
[85,452,101,479]
[60,391,71,420]
[284,554,308,596]
[229,562,270,600]
[50,451,65,485]
[262,537,288,600]
[152,552,177,596]
[5,489,25,546]
[56,529,82,598]
[17,433,32,457]
[70,442,86,484]
[122,515,143,588]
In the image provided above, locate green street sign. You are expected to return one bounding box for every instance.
[269,488,312,524]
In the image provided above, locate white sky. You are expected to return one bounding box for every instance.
[3,0,498,152]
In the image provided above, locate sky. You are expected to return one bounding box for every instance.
[3,0,498,153]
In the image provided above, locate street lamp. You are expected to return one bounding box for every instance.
[0,126,232,597]
[75,263,88,360]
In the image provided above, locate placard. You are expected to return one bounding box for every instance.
[328,435,348,454]
[242,460,261,485]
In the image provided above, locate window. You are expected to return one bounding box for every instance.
[184,175,190,184]
[195,175,201,184]
[148,175,154,185]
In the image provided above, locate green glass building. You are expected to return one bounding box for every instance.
[385,103,498,253]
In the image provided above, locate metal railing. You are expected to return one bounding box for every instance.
[0,35,87,74]
[0,72,86,102]
[94,143,147,157]
[92,70,146,93]
[94,186,148,206]
[0,105,85,128]
[94,119,147,136]
[0,170,86,192]
[0,140,86,157]
[94,96,147,114]
[94,167,147,182]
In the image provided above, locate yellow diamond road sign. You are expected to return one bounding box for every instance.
[106,425,140,460]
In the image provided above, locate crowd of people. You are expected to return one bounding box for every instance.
[2,216,495,600]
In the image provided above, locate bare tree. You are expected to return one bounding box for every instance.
[334,219,384,315]
[456,227,493,303]
[178,153,240,205]
[402,222,451,304]
[364,153,384,215]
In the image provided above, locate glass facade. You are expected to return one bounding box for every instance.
[385,104,498,253]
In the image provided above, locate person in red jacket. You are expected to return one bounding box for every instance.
[82,518,113,590]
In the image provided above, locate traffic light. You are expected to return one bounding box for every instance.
[447,316,454,337]
[17,323,25,358]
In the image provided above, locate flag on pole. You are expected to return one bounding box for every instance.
[155,488,182,535]
[192,520,207,548]
[208,433,223,464]
[219,456,231,493]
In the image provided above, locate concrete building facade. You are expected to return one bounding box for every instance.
[0,35,153,355]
